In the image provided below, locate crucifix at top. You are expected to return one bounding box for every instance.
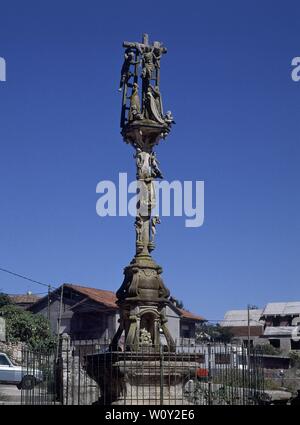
[119,33,174,133]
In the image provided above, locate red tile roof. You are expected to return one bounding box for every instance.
[31,283,205,321]
[64,284,118,310]
[67,284,205,321]
[178,308,205,322]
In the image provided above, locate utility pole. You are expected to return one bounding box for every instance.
[47,285,51,321]
[247,304,251,370]
[56,285,64,358]
[247,304,258,371]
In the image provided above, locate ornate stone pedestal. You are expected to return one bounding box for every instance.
[85,352,200,405]
[111,253,176,352]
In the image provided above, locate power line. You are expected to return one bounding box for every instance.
[0,266,57,322]
[4,291,48,296]
[0,266,56,290]
[0,268,276,324]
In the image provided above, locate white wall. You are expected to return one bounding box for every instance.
[165,305,180,342]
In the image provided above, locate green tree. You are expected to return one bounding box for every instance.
[0,292,12,309]
[0,302,55,351]
[196,323,234,343]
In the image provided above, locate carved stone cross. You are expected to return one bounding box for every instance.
[123,33,167,54]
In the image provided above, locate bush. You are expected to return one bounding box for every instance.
[289,352,300,368]
[255,344,282,355]
[0,303,56,352]
[264,378,282,391]
[196,323,234,343]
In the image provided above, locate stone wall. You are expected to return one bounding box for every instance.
[0,341,25,364]
[58,334,100,405]
[0,317,5,342]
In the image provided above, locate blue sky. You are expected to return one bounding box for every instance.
[0,0,299,321]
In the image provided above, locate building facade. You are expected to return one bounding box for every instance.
[260,302,300,352]
[29,283,205,345]
[221,302,300,353]
[220,309,264,346]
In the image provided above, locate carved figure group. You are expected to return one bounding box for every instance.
[135,149,163,180]
[139,328,152,346]
[119,35,175,127]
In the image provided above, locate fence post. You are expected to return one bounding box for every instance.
[160,345,164,405]
[60,333,71,405]
[208,343,212,405]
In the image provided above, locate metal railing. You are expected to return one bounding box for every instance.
[20,349,57,405]
[21,339,265,405]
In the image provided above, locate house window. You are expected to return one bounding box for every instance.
[182,329,190,338]
[181,324,191,339]
[272,317,280,327]
[278,316,292,326]
[291,339,300,350]
[269,339,280,349]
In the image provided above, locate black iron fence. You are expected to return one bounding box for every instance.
[20,348,57,405]
[21,338,265,405]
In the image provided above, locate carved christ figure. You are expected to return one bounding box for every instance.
[141,46,154,81]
